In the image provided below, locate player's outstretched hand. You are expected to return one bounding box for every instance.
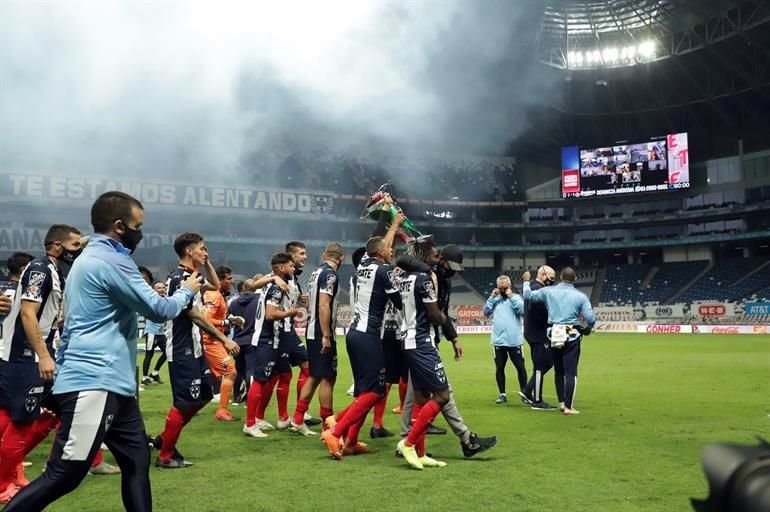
[182,271,204,295]
[224,339,240,356]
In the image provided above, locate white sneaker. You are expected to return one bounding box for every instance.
[419,455,447,468]
[256,419,275,431]
[138,385,146,392]
[210,393,221,404]
[563,408,581,416]
[290,422,317,436]
[303,412,314,421]
[276,418,291,430]
[346,384,354,396]
[243,424,268,438]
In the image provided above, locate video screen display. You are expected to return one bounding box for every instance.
[561,132,689,198]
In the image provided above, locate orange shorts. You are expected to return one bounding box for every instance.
[203,341,236,378]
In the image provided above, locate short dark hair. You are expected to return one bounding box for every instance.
[138,265,154,283]
[216,265,232,279]
[271,252,292,266]
[561,267,577,282]
[366,237,384,257]
[174,232,204,258]
[285,241,306,253]
[236,281,245,293]
[91,191,144,233]
[44,224,81,246]
[7,252,35,277]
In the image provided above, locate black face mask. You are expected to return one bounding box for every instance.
[444,268,456,278]
[294,267,303,277]
[544,278,555,286]
[120,226,143,254]
[59,247,83,265]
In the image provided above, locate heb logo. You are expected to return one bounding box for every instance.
[698,305,725,317]
[711,326,739,334]
[646,325,681,334]
[655,306,673,317]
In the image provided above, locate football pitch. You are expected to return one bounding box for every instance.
[25,333,770,512]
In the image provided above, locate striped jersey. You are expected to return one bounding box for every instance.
[0,256,63,362]
[306,263,338,340]
[397,271,437,350]
[251,283,285,348]
[165,265,203,362]
[349,258,401,337]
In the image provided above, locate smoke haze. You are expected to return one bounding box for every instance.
[1,0,559,180]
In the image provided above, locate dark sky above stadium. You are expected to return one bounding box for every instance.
[0,0,559,179]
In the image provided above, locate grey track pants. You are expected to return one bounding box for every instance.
[399,371,471,444]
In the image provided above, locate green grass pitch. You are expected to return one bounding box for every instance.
[21,333,770,512]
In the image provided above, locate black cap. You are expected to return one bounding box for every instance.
[441,244,464,271]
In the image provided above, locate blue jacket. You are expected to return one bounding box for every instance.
[483,293,525,347]
[55,234,193,397]
[143,319,166,335]
[522,282,596,329]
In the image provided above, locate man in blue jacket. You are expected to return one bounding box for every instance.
[483,275,526,404]
[522,267,595,416]
[6,191,203,512]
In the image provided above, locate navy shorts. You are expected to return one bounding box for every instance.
[382,330,406,384]
[168,356,213,411]
[0,361,52,423]
[346,330,386,397]
[404,342,449,393]
[307,338,337,379]
[275,331,308,373]
[245,343,278,383]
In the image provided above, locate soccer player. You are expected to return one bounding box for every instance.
[0,225,82,503]
[4,191,203,511]
[521,265,558,410]
[395,259,451,470]
[141,281,169,386]
[290,243,344,436]
[483,276,526,404]
[243,254,299,438]
[321,235,402,460]
[398,240,498,458]
[522,267,596,415]
[202,265,243,421]
[5,253,35,289]
[153,233,240,468]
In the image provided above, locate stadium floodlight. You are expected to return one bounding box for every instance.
[638,40,656,58]
[603,47,619,62]
[573,51,584,64]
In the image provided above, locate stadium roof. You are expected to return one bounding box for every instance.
[536,0,768,69]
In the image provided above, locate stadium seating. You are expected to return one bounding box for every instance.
[599,264,651,305]
[677,258,766,302]
[637,260,708,304]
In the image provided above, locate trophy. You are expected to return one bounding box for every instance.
[360,183,429,244]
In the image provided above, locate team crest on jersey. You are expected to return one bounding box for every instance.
[23,285,42,301]
[189,378,201,399]
[24,386,44,414]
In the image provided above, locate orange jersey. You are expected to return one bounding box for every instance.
[202,290,228,342]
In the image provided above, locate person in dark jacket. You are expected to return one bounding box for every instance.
[227,279,261,405]
[521,266,558,410]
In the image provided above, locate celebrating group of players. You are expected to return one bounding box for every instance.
[0,190,498,510]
